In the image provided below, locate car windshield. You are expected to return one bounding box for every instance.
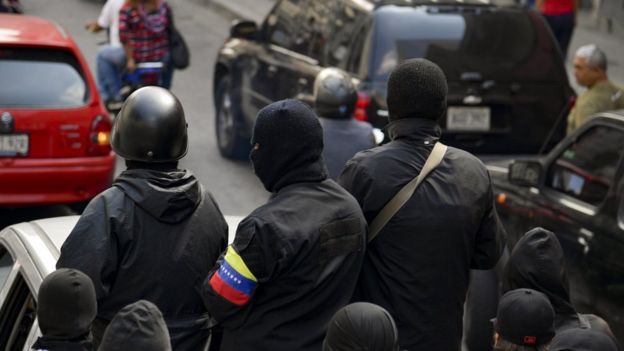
[0,48,88,108]
[371,6,560,83]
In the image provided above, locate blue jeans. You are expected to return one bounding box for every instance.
[96,45,126,101]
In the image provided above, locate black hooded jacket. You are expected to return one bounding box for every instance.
[98,300,172,351]
[338,118,505,351]
[503,228,614,336]
[201,100,367,351]
[57,169,228,351]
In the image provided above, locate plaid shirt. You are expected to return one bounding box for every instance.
[119,2,170,63]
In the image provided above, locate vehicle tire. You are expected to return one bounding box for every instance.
[215,76,249,159]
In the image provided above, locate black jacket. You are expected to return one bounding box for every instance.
[338,118,504,351]
[201,177,366,351]
[57,169,228,351]
[503,228,615,337]
[32,337,93,351]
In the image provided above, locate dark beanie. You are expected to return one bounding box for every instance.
[323,302,400,351]
[250,99,326,192]
[37,268,97,339]
[386,58,448,121]
[98,300,172,351]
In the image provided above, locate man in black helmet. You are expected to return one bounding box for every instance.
[314,68,376,180]
[57,86,228,351]
[200,99,366,351]
[338,59,505,351]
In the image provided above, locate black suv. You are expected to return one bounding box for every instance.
[489,110,624,344]
[213,0,574,158]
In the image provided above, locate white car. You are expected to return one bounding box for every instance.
[0,215,242,350]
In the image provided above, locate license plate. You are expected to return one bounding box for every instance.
[447,107,491,131]
[0,134,29,156]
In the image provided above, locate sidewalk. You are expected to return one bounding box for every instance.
[202,0,623,89]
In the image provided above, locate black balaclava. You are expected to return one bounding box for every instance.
[386,58,448,122]
[550,328,618,351]
[250,99,327,193]
[323,302,400,351]
[37,268,97,339]
[98,300,172,351]
[503,228,578,319]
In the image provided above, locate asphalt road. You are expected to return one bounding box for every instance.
[0,0,269,228]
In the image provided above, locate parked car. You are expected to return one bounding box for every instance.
[0,214,242,350]
[489,110,624,344]
[0,14,115,208]
[213,0,574,158]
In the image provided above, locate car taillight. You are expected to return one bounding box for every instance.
[88,115,112,156]
[354,92,371,122]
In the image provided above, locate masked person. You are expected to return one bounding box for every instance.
[323,302,400,351]
[314,68,376,180]
[550,328,619,351]
[493,289,555,351]
[503,228,614,337]
[32,269,97,351]
[200,99,367,351]
[338,58,504,351]
[57,87,228,350]
[98,300,172,351]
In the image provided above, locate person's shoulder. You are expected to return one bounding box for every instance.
[445,146,489,174]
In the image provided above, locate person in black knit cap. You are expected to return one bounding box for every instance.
[201,99,366,351]
[32,268,97,351]
[338,59,505,351]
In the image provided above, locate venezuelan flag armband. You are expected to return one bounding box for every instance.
[209,246,258,306]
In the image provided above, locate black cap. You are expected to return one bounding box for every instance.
[386,58,448,121]
[495,288,555,347]
[37,268,97,339]
[550,328,618,351]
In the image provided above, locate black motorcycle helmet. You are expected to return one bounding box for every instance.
[313,68,358,119]
[111,87,188,162]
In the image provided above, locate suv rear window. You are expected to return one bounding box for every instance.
[371,6,560,83]
[0,48,88,108]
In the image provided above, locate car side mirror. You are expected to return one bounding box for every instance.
[508,160,543,187]
[230,20,258,39]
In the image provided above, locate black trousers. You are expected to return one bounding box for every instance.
[544,12,575,59]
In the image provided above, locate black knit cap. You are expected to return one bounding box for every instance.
[495,288,555,347]
[37,268,97,339]
[386,58,448,121]
[250,99,326,193]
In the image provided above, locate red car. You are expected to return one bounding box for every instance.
[0,14,115,208]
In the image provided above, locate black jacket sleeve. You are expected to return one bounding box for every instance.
[56,193,119,301]
[470,175,506,270]
[200,216,277,326]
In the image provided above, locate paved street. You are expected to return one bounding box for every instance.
[0,0,270,228]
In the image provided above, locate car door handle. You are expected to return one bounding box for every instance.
[267,65,278,74]
[298,78,308,87]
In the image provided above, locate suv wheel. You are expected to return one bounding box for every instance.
[215,76,249,159]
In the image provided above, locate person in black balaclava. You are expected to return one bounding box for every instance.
[338,58,504,351]
[32,268,97,351]
[503,228,614,337]
[323,302,400,351]
[550,328,619,351]
[98,300,171,351]
[56,87,228,350]
[200,99,366,351]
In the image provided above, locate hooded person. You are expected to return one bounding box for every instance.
[338,58,504,351]
[200,99,367,351]
[550,328,619,351]
[503,227,614,336]
[56,87,228,351]
[98,300,172,351]
[31,269,97,351]
[323,302,400,351]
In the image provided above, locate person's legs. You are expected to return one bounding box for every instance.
[161,54,174,89]
[96,45,126,102]
[558,13,575,60]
